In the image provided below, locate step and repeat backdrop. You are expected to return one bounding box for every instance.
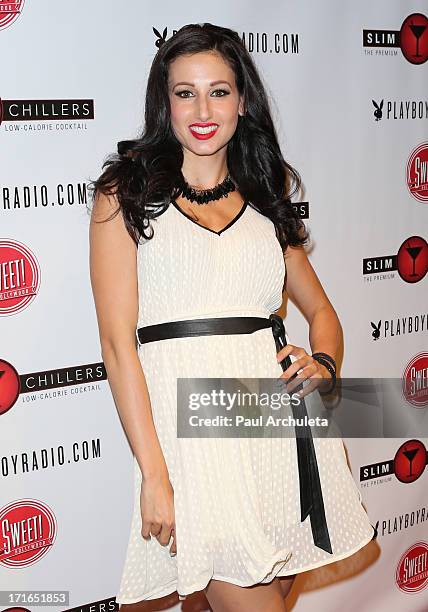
[1,1,427,611]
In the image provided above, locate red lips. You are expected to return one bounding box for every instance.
[189,123,219,140]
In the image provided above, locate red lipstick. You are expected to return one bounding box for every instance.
[189,123,219,140]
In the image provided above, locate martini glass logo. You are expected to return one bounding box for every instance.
[406,244,422,277]
[407,143,428,202]
[396,236,428,283]
[0,359,20,416]
[0,0,25,31]
[394,440,427,483]
[401,14,428,64]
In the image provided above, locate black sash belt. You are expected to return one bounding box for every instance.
[137,313,333,554]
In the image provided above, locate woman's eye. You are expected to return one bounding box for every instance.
[174,89,230,98]
[175,90,193,98]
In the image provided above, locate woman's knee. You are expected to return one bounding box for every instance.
[204,578,287,612]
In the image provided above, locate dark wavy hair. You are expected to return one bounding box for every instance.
[88,22,308,252]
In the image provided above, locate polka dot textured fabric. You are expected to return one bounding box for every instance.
[115,200,375,604]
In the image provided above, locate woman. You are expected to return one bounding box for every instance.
[89,23,374,612]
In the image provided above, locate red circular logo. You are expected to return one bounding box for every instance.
[407,143,428,202]
[0,0,25,31]
[2,609,31,612]
[396,236,428,283]
[400,13,428,65]
[0,358,20,416]
[396,541,428,592]
[0,239,41,316]
[0,499,57,568]
[394,439,427,483]
[402,352,428,407]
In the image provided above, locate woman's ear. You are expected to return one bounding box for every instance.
[238,96,245,116]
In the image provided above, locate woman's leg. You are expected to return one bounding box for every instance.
[204,577,287,612]
[278,574,296,598]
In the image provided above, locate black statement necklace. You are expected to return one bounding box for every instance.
[174,173,235,205]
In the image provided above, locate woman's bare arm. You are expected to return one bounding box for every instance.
[89,191,167,480]
[284,244,343,367]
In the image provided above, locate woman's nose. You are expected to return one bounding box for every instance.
[196,95,211,121]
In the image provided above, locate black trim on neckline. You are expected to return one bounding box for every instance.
[171,199,249,236]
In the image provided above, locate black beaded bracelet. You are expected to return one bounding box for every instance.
[312,351,336,372]
[312,354,337,394]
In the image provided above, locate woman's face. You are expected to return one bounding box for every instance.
[168,50,244,157]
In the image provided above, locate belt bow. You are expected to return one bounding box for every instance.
[269,314,333,554]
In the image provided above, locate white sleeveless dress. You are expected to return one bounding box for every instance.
[115,199,375,604]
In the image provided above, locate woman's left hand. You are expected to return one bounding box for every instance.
[276,344,333,398]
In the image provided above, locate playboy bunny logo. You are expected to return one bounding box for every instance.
[371,320,381,340]
[153,26,168,48]
[372,99,384,121]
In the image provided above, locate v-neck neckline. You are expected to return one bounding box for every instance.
[171,199,249,236]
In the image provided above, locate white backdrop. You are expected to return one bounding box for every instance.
[1,1,427,611]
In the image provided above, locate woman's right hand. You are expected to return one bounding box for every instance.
[140,471,177,556]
